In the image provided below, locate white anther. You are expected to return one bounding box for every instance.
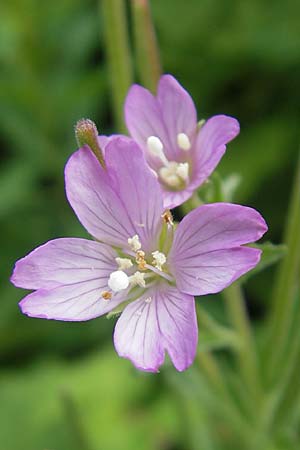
[129,271,146,288]
[177,133,191,151]
[176,162,189,181]
[115,257,133,270]
[159,166,180,187]
[145,297,152,304]
[147,136,169,166]
[159,161,189,188]
[128,234,142,251]
[152,251,167,271]
[108,270,129,293]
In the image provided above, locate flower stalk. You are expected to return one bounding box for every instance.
[222,283,262,404]
[101,0,133,132]
[130,0,161,92]
[266,152,300,382]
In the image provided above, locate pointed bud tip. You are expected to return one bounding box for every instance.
[75,118,98,147]
[74,118,105,168]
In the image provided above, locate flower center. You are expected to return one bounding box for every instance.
[102,233,171,301]
[146,135,191,189]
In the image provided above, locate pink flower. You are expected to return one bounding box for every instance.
[11,139,267,372]
[123,74,240,209]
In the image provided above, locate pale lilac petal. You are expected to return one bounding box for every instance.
[104,138,164,252]
[189,115,240,189]
[65,140,164,251]
[113,284,197,372]
[19,280,127,321]
[162,186,194,210]
[65,147,134,248]
[124,84,172,156]
[157,74,197,157]
[11,238,117,290]
[173,247,261,295]
[97,134,133,155]
[169,203,267,295]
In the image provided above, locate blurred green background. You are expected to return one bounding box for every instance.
[0,0,299,449]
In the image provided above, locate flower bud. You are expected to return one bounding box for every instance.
[75,118,105,168]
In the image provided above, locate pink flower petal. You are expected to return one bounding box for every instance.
[125,84,172,156]
[162,186,195,210]
[169,203,267,295]
[113,284,197,372]
[189,115,240,190]
[157,74,197,158]
[65,138,164,251]
[19,280,127,321]
[11,238,117,290]
[11,237,126,321]
[104,137,164,252]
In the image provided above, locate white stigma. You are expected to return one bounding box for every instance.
[115,257,133,270]
[177,133,191,151]
[152,251,167,271]
[176,162,189,181]
[128,234,142,251]
[108,270,129,293]
[129,271,146,288]
[147,136,169,166]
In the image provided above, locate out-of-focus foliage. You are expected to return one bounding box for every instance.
[0,0,299,449]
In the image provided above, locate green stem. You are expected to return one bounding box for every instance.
[197,304,241,350]
[101,0,133,132]
[130,0,161,92]
[263,287,300,429]
[61,389,93,450]
[265,152,300,381]
[222,283,262,403]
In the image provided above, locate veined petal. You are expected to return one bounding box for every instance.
[157,74,197,158]
[169,203,267,295]
[11,238,117,290]
[65,147,134,248]
[19,280,127,321]
[65,139,164,251]
[113,284,197,372]
[162,187,194,210]
[104,138,164,252]
[125,84,172,156]
[173,247,262,295]
[190,115,240,189]
[97,134,133,155]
